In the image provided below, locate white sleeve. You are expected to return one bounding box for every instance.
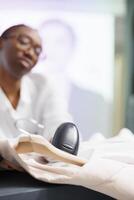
[39,78,73,141]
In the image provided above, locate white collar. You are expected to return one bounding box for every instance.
[0,74,35,113]
[20,75,35,104]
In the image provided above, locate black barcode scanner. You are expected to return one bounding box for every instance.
[52,122,79,155]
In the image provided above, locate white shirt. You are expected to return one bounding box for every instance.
[0,73,72,140]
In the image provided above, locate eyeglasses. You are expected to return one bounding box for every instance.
[3,34,42,57]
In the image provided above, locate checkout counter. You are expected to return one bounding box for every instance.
[0,171,115,200]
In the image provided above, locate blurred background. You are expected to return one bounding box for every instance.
[0,0,133,141]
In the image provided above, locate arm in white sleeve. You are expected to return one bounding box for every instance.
[39,77,73,141]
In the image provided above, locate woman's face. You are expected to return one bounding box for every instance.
[0,27,42,79]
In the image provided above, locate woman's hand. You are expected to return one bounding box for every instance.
[0,159,24,171]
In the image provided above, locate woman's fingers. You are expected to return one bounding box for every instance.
[0,159,24,171]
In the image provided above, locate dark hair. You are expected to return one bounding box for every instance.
[1,24,34,39]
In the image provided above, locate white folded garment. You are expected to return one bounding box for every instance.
[0,128,134,200]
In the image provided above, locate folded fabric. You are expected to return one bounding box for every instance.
[0,129,134,200]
